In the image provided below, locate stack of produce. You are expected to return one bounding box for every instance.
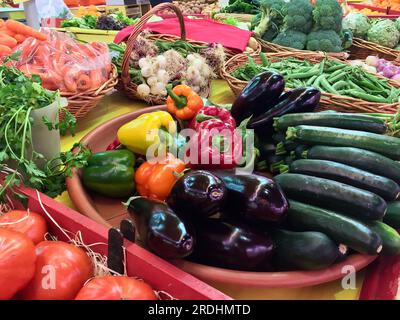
[220,0,260,14]
[342,12,400,49]
[348,55,400,82]
[80,75,400,271]
[75,5,101,17]
[252,0,352,52]
[231,53,400,104]
[267,111,400,258]
[373,0,400,11]
[0,57,89,203]
[61,11,138,30]
[12,29,113,93]
[110,32,225,100]
[0,210,158,300]
[158,0,219,15]
[0,19,47,57]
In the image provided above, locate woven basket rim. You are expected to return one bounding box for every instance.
[221,52,400,113]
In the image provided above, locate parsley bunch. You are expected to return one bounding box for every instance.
[0,54,91,204]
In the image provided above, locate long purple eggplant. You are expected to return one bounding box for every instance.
[189,219,274,271]
[126,197,195,259]
[212,170,289,224]
[231,71,285,124]
[248,87,321,136]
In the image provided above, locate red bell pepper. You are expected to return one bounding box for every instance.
[185,106,242,169]
[189,106,236,131]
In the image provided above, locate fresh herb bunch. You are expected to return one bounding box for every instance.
[0,54,90,203]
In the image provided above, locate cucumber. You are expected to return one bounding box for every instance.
[365,221,400,256]
[287,125,400,160]
[274,173,387,220]
[271,229,340,270]
[276,140,300,155]
[272,132,286,143]
[286,200,383,255]
[287,159,400,201]
[303,146,400,185]
[384,202,400,229]
[291,144,309,160]
[274,113,387,134]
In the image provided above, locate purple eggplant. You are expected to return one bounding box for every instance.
[212,170,289,224]
[166,170,227,219]
[126,197,195,259]
[189,219,274,271]
[231,71,285,124]
[248,87,321,136]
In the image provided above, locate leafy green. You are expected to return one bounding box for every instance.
[0,55,89,203]
[61,15,98,29]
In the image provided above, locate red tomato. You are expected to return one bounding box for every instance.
[0,210,47,244]
[75,276,157,300]
[0,229,36,300]
[20,241,93,300]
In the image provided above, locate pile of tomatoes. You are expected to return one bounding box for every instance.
[0,210,157,300]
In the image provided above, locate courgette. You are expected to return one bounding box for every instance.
[271,229,340,270]
[302,146,400,184]
[365,221,400,256]
[274,173,387,220]
[287,125,400,160]
[286,159,400,201]
[384,202,400,229]
[286,200,382,255]
[274,113,387,134]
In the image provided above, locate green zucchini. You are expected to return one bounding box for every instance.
[286,125,400,160]
[286,159,400,201]
[274,113,387,134]
[384,202,400,229]
[365,221,400,256]
[302,146,400,185]
[274,173,387,220]
[286,200,383,255]
[272,229,341,270]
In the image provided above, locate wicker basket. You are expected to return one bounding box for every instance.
[257,37,350,60]
[61,64,118,119]
[349,38,400,62]
[221,52,400,114]
[118,3,261,104]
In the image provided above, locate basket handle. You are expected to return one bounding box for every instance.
[121,3,186,87]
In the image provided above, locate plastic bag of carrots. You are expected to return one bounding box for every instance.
[12,29,112,93]
[0,19,47,57]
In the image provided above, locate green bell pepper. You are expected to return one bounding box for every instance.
[82,150,136,198]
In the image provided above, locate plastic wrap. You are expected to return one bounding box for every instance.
[13,29,112,93]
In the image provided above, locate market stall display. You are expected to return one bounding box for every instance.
[157,0,219,16]
[11,29,118,118]
[222,52,400,113]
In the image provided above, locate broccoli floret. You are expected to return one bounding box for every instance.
[306,30,343,52]
[272,30,307,49]
[254,0,285,37]
[313,0,343,33]
[282,0,313,34]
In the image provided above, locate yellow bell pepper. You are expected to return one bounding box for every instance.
[117,111,177,155]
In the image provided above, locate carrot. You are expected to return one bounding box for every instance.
[0,33,17,48]
[14,34,27,44]
[0,44,12,57]
[0,19,5,28]
[1,28,16,38]
[5,20,47,41]
[76,73,92,91]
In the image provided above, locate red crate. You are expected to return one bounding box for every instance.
[8,186,232,300]
[349,3,400,18]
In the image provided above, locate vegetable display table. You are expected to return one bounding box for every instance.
[57,79,364,300]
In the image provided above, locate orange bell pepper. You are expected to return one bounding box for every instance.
[166,84,204,120]
[135,154,186,201]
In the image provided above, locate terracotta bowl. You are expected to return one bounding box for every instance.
[67,106,377,288]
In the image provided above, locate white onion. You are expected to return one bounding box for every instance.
[141,66,153,78]
[147,76,158,87]
[137,83,151,97]
[138,57,149,69]
[156,55,167,69]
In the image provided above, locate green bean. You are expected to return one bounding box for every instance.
[343,90,389,103]
[260,52,269,67]
[285,65,321,79]
[313,74,324,88]
[347,79,366,92]
[320,76,340,95]
[306,75,318,86]
[325,63,348,73]
[332,80,349,90]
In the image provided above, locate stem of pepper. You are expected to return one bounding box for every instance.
[166,84,187,109]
